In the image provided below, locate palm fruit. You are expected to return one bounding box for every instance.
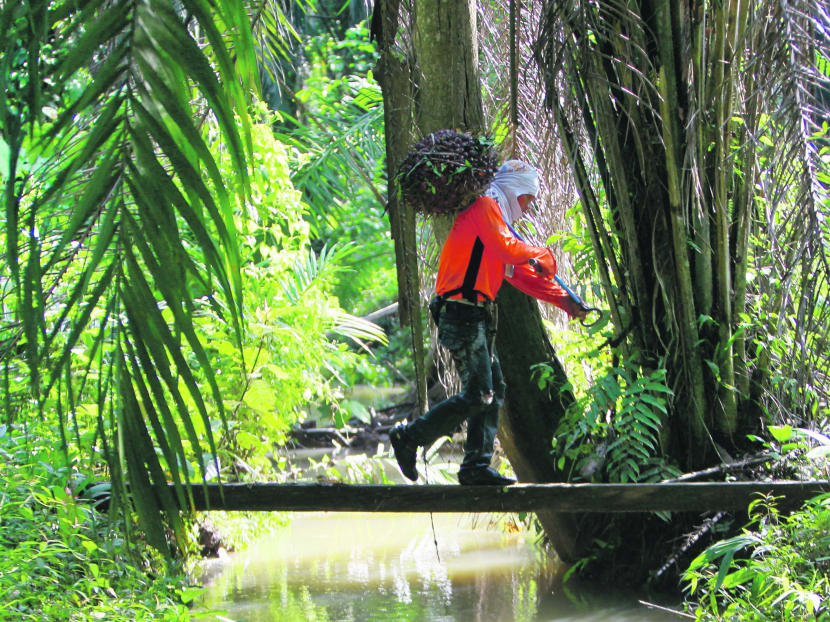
[395,129,499,216]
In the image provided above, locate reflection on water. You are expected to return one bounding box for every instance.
[195,513,677,622]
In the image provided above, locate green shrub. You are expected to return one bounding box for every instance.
[683,493,830,621]
[536,356,680,485]
[0,424,196,621]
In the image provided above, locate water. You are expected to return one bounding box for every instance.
[195,513,681,622]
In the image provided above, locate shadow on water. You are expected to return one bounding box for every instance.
[194,512,682,622]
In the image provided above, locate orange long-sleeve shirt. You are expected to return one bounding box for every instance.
[435,196,558,303]
[505,264,579,316]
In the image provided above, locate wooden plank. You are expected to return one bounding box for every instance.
[175,481,830,513]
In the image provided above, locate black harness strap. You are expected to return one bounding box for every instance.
[429,237,488,325]
[442,237,486,303]
[461,237,484,301]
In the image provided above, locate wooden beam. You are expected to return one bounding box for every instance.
[174,481,829,513]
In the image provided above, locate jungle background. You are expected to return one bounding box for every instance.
[1,0,828,620]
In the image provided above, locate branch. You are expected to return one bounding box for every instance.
[662,453,774,483]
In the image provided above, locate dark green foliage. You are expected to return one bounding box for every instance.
[0,0,261,560]
[0,424,196,619]
[684,494,830,620]
[395,129,499,216]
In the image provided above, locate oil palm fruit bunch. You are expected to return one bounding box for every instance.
[395,129,499,215]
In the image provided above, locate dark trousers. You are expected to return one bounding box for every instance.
[405,301,506,472]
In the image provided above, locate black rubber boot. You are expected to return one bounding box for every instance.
[457,466,516,486]
[389,424,419,481]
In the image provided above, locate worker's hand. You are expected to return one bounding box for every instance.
[569,302,590,321]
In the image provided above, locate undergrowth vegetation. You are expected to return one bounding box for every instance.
[683,493,830,621]
[0,424,197,621]
[682,428,830,620]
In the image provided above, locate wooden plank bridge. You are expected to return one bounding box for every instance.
[174,480,829,514]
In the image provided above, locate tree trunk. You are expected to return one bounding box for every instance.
[412,0,483,133]
[495,284,584,562]
[374,0,428,418]
[411,0,485,241]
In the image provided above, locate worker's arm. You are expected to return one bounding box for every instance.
[507,264,588,319]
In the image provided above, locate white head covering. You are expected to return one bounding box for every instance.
[485,160,540,225]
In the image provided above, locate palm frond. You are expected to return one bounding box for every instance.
[274,79,386,235]
[277,242,387,347]
[1,0,258,555]
[280,242,353,304]
[330,308,388,349]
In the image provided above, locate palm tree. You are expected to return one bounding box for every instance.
[0,0,375,556]
[538,0,828,458]
[532,0,829,578]
[1,0,264,555]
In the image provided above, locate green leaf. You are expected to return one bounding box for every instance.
[136,1,248,194]
[702,534,757,564]
[721,567,755,589]
[37,89,125,211]
[120,234,215,482]
[129,91,233,253]
[178,586,204,605]
[639,393,668,414]
[342,399,372,424]
[44,261,118,398]
[331,310,388,347]
[119,376,170,556]
[131,54,226,203]
[123,337,188,511]
[125,116,241,332]
[714,549,737,592]
[243,379,278,414]
[704,359,721,380]
[644,382,673,394]
[44,142,121,274]
[635,404,663,430]
[769,425,793,443]
[121,285,204,492]
[629,429,657,450]
[54,3,127,83]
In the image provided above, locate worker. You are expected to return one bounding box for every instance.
[390,160,587,485]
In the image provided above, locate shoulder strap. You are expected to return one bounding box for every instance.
[461,237,484,300]
[442,237,485,302]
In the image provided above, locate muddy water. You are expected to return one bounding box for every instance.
[195,513,680,622]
